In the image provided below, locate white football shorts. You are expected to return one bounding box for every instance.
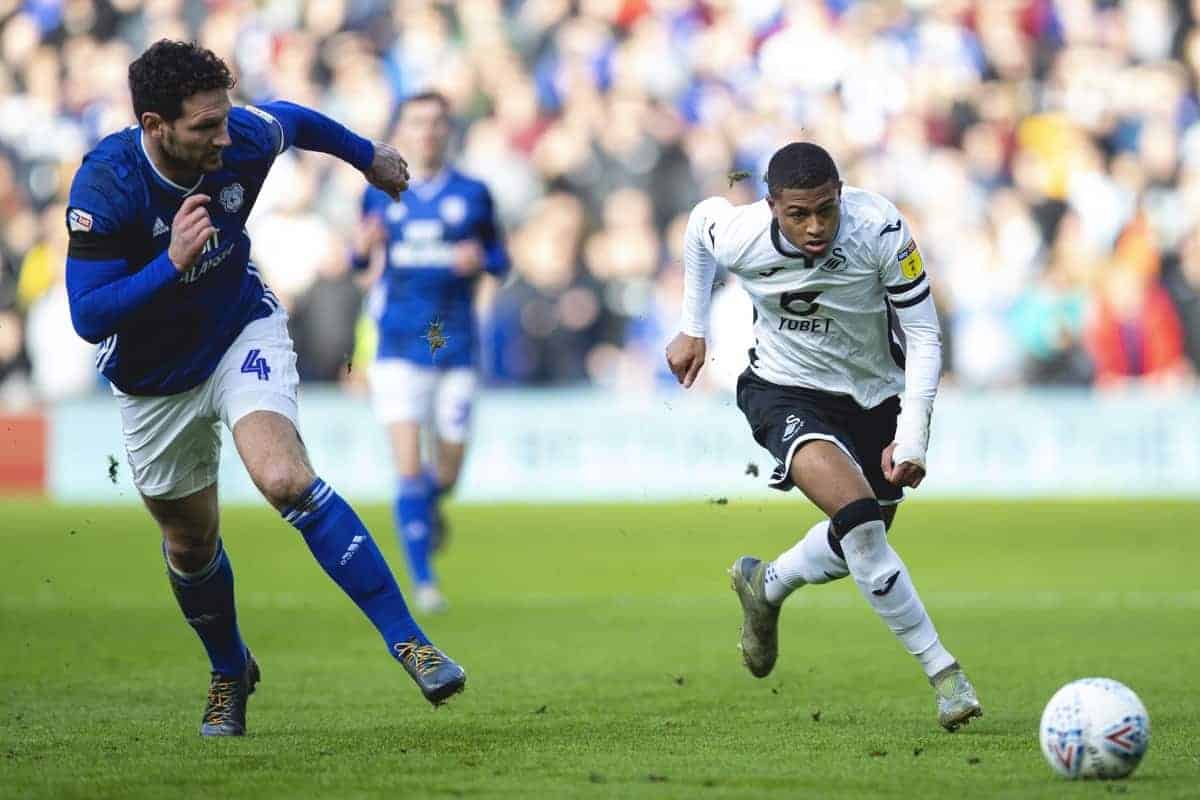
[113,307,300,500]
[368,358,476,444]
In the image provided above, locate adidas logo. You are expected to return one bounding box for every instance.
[152,217,169,237]
[339,534,365,566]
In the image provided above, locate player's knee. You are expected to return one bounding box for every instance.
[256,462,315,510]
[832,498,900,588]
[163,524,219,573]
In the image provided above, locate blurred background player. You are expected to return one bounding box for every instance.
[666,143,982,732]
[64,41,466,736]
[352,91,509,613]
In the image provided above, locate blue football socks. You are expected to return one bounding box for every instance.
[283,478,428,648]
[164,538,248,677]
[395,474,435,586]
[426,469,444,507]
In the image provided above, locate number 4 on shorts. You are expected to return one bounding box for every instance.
[240,348,271,381]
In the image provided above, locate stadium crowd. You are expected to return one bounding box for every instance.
[1,0,1199,406]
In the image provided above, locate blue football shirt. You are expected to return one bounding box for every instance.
[65,101,374,396]
[361,169,509,368]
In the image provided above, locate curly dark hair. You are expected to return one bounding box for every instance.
[129,40,235,124]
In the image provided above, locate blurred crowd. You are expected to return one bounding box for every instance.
[2,0,1200,407]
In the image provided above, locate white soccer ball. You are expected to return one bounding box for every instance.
[1039,678,1150,780]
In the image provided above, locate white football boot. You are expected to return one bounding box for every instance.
[728,556,781,678]
[932,663,983,731]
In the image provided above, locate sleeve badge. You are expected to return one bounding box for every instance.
[67,208,94,232]
[896,238,924,279]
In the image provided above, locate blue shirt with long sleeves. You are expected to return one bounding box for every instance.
[359,169,509,368]
[65,101,374,396]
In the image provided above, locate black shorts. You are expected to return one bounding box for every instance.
[735,369,904,505]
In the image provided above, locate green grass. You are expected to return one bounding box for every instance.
[2,498,1198,799]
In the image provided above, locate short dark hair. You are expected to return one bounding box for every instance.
[129,40,235,124]
[399,90,451,117]
[765,142,839,196]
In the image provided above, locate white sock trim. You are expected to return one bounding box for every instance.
[165,539,222,581]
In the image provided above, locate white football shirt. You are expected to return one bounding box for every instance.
[680,185,940,466]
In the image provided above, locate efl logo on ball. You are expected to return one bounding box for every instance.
[1039,678,1150,780]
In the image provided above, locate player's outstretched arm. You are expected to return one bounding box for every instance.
[876,213,942,488]
[254,101,406,192]
[666,197,729,389]
[885,278,941,488]
[884,297,940,487]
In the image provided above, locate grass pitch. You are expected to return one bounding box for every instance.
[2,498,1198,799]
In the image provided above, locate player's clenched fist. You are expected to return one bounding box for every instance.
[666,332,707,389]
[168,194,217,273]
[451,241,485,277]
[881,442,926,489]
[364,141,410,199]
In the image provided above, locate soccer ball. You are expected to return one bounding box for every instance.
[1039,678,1150,780]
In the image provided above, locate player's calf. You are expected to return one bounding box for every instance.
[762,519,849,605]
[835,498,958,680]
[427,471,453,556]
[281,477,467,703]
[163,535,250,684]
[395,474,438,590]
[429,500,451,556]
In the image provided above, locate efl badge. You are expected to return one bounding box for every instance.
[67,208,94,232]
[220,183,245,213]
[897,238,924,279]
